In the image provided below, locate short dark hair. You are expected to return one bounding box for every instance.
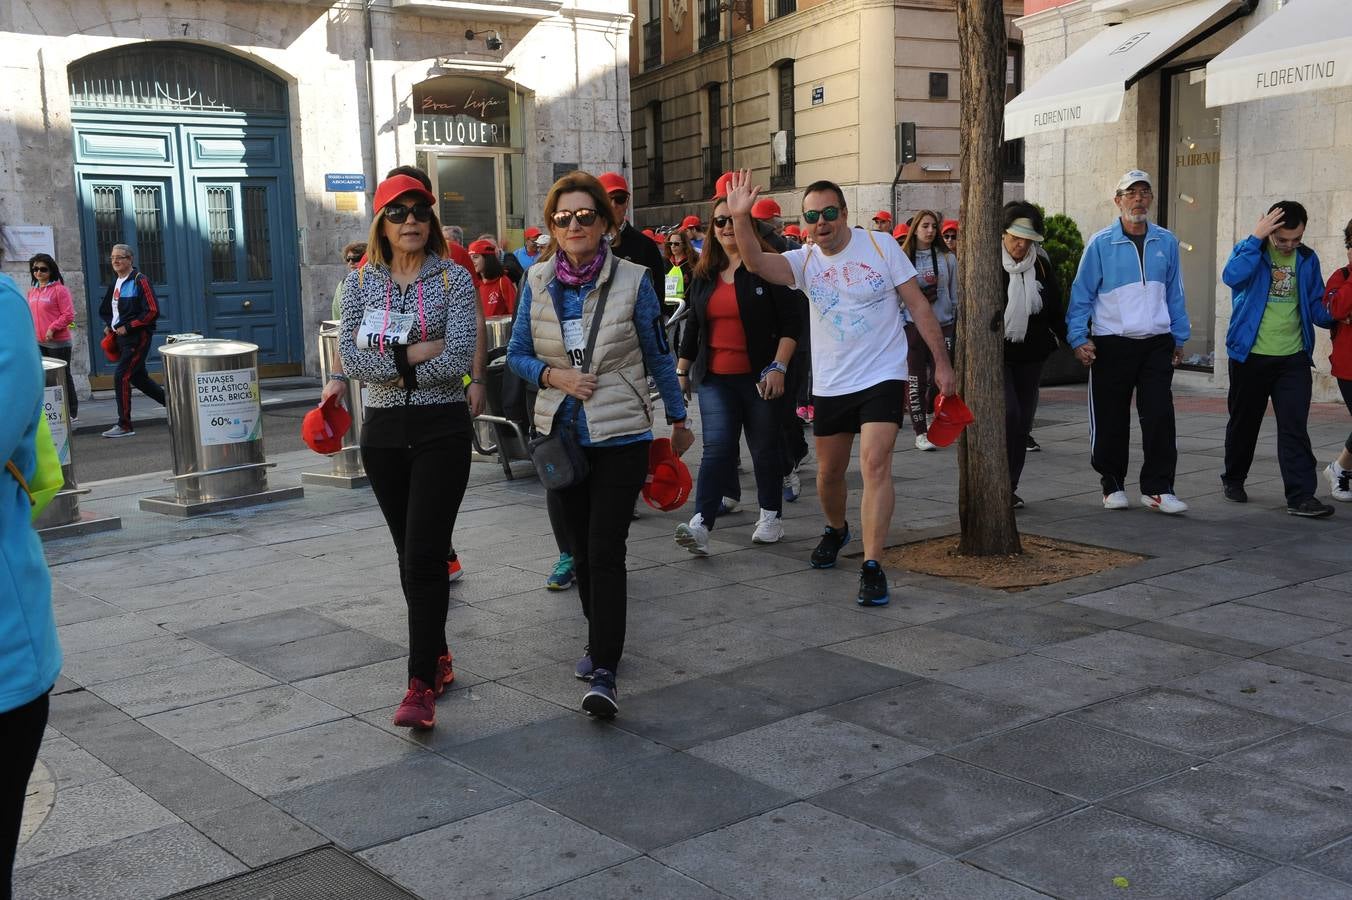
[1344,217,1352,250]
[1268,200,1308,231]
[1002,200,1045,236]
[385,165,433,192]
[802,180,847,209]
[28,252,64,285]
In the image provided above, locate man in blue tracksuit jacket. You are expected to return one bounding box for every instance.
[1066,170,1190,514]
[1220,200,1333,517]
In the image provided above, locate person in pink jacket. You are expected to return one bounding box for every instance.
[26,253,78,421]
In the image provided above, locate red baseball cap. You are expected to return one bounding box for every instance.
[373,174,435,212]
[680,215,702,229]
[642,438,692,511]
[302,395,352,455]
[925,394,975,448]
[467,239,497,255]
[652,232,667,244]
[872,210,893,223]
[524,226,541,240]
[783,224,801,238]
[751,198,782,220]
[892,222,910,240]
[713,171,735,199]
[598,172,630,195]
[100,331,120,363]
[941,219,960,234]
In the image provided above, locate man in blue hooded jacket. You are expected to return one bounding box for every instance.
[1220,200,1334,517]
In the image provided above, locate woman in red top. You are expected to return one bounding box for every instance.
[468,239,516,318]
[26,253,78,420]
[673,196,800,552]
[1322,216,1352,502]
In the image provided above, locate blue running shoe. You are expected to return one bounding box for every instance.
[582,668,618,718]
[547,553,575,591]
[857,560,890,606]
[575,647,594,681]
[810,523,850,569]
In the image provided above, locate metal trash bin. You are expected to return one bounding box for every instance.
[139,338,303,516]
[301,320,369,489]
[33,358,122,539]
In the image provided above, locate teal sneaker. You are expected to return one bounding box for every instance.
[547,553,575,591]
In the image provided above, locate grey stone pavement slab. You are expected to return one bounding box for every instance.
[22,387,1352,898]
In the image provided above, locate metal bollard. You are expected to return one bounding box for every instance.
[34,358,122,539]
[301,320,369,488]
[139,338,303,516]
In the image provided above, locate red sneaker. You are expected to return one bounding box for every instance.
[435,653,455,696]
[393,678,436,729]
[447,556,464,582]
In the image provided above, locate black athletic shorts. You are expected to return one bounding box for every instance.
[812,379,907,436]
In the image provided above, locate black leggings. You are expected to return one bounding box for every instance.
[553,441,649,672]
[39,346,78,419]
[362,431,472,686]
[2,691,49,900]
[1340,379,1352,454]
[905,322,955,435]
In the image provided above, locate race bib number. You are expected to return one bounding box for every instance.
[356,308,415,350]
[561,317,585,369]
[665,274,680,299]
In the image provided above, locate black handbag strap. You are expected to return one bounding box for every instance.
[554,256,617,428]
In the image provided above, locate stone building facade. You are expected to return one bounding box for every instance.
[1014,0,1352,397]
[0,0,631,391]
[625,0,1025,229]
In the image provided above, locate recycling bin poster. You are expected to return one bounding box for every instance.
[194,367,262,446]
[43,385,70,465]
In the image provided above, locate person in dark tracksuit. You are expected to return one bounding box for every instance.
[1066,170,1190,515]
[1220,201,1334,517]
[97,244,165,437]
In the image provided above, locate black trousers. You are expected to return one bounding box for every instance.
[1,691,49,900]
[780,355,809,473]
[547,489,570,555]
[1004,360,1044,492]
[113,329,165,429]
[1338,379,1352,454]
[1223,353,1317,505]
[39,346,78,418]
[1088,333,1178,496]
[362,431,472,685]
[553,441,648,673]
[905,322,956,435]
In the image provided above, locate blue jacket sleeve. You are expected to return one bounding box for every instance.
[1065,241,1100,349]
[1222,235,1265,289]
[634,274,686,421]
[507,279,545,387]
[1302,251,1332,329]
[1166,240,1190,346]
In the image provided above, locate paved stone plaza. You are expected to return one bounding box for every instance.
[16,385,1352,899]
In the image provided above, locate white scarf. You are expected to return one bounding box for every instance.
[1003,246,1042,343]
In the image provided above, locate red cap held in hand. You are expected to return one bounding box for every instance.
[302,395,352,455]
[925,394,975,448]
[100,331,120,363]
[642,438,692,511]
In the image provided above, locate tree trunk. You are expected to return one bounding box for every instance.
[955,0,1021,556]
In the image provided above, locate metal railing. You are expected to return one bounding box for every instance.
[699,0,722,48]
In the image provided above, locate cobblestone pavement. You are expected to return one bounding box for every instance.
[17,385,1352,899]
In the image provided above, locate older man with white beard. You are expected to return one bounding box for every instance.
[1066,169,1191,516]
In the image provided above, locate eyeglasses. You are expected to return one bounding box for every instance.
[344,256,361,263]
[712,215,733,229]
[802,207,841,224]
[1118,189,1153,199]
[551,208,600,229]
[110,254,131,261]
[667,240,684,246]
[942,232,957,240]
[608,192,630,205]
[383,203,433,224]
[30,266,49,273]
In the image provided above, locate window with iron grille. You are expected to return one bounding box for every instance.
[771,0,797,19]
[700,0,722,49]
[703,84,722,197]
[771,63,796,190]
[1003,42,1025,180]
[68,42,286,116]
[643,21,662,71]
[647,102,665,204]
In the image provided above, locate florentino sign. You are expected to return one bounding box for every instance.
[414,76,512,148]
[1255,60,1336,91]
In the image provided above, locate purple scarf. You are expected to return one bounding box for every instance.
[555,244,608,286]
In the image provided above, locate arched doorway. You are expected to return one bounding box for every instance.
[69,42,302,379]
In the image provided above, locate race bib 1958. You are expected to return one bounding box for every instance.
[356,308,415,350]
[561,317,585,369]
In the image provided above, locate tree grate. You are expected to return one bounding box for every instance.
[166,846,417,900]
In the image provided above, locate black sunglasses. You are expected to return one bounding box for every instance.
[608,192,630,205]
[551,209,600,228]
[802,207,841,224]
[344,256,361,263]
[383,203,433,224]
[31,265,50,273]
[712,215,733,229]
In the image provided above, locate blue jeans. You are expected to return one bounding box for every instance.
[695,373,784,528]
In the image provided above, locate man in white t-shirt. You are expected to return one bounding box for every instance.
[726,169,955,606]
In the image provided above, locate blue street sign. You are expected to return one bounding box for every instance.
[325,173,366,192]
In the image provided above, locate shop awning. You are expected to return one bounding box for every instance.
[1205,0,1352,106]
[1005,0,1237,139]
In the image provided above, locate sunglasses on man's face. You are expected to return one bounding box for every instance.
[551,208,600,229]
[712,215,733,229]
[802,207,841,224]
[608,193,630,205]
[384,203,433,224]
[942,232,957,240]
[31,266,49,273]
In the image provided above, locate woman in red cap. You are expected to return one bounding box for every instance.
[941,219,960,256]
[508,170,691,719]
[468,238,516,318]
[339,172,485,730]
[900,210,958,451]
[674,192,800,552]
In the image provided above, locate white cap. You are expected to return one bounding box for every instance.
[534,234,550,247]
[1115,170,1152,193]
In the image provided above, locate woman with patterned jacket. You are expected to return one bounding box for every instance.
[339,173,485,730]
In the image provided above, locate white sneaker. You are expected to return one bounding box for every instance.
[719,496,740,514]
[675,513,711,555]
[101,425,135,438]
[1141,493,1188,515]
[783,465,801,503]
[1102,491,1130,510]
[915,434,937,451]
[752,509,784,544]
[1326,462,1352,502]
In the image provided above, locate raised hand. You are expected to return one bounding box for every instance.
[725,169,761,218]
[1252,208,1286,241]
